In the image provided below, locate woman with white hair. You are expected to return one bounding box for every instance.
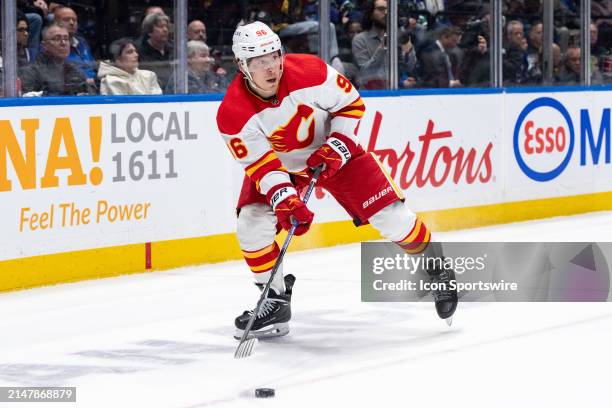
[166,40,228,94]
[98,38,162,95]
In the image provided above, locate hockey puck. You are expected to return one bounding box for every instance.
[255,388,275,398]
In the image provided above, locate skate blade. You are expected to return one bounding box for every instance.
[445,317,453,326]
[234,322,289,340]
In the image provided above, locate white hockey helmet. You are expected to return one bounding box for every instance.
[232,21,283,81]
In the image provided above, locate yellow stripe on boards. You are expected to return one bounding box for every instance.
[2,191,612,292]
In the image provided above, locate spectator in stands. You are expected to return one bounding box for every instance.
[17,0,47,58]
[347,20,363,41]
[166,41,227,94]
[54,6,97,86]
[398,31,417,88]
[527,21,543,55]
[459,8,491,87]
[352,0,388,89]
[136,6,169,49]
[592,0,612,50]
[399,13,427,52]
[20,23,94,96]
[337,18,363,82]
[558,46,604,85]
[506,20,525,48]
[503,20,528,84]
[187,17,228,77]
[138,12,173,89]
[525,43,561,84]
[188,20,207,43]
[98,38,162,95]
[504,0,526,18]
[552,43,563,79]
[460,33,489,87]
[17,13,33,67]
[526,21,543,82]
[48,2,63,15]
[418,26,463,88]
[145,6,167,17]
[590,22,609,74]
[558,46,581,84]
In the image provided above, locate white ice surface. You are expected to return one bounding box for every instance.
[2,211,612,408]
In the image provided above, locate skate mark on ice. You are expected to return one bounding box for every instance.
[271,312,612,391]
[0,340,233,386]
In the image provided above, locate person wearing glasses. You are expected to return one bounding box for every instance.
[53,6,97,86]
[17,13,32,67]
[20,23,94,96]
[138,12,173,89]
[351,0,389,89]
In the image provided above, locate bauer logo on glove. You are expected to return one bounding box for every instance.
[266,183,314,236]
[306,132,358,180]
[329,138,351,161]
[270,186,293,209]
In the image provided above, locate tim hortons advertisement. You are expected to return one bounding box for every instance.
[308,94,504,222]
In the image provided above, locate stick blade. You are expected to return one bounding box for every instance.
[234,338,257,359]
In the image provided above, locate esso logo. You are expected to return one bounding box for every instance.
[513,97,575,181]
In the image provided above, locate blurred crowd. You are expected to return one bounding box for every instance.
[1,0,610,96]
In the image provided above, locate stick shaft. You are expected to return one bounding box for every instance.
[234,168,322,355]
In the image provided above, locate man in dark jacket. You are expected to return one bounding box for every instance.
[138,12,174,89]
[20,23,94,96]
[418,26,463,88]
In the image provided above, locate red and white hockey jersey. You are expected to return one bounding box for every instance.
[216,54,365,196]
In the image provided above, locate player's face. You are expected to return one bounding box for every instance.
[247,52,282,95]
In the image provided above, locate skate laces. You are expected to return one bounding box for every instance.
[431,269,453,301]
[248,297,281,318]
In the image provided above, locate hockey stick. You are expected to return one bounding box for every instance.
[234,166,323,359]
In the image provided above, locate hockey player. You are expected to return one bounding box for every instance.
[216,21,457,340]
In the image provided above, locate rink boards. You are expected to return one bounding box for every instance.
[0,87,611,291]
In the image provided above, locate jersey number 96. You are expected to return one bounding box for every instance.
[228,138,248,159]
[336,74,352,93]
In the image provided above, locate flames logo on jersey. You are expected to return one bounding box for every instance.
[267,104,316,152]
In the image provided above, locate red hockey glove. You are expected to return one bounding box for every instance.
[306,132,358,180]
[267,183,314,236]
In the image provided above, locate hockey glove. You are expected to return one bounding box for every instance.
[306,132,358,180]
[267,183,314,236]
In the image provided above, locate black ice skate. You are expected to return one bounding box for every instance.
[234,274,295,340]
[427,263,458,325]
